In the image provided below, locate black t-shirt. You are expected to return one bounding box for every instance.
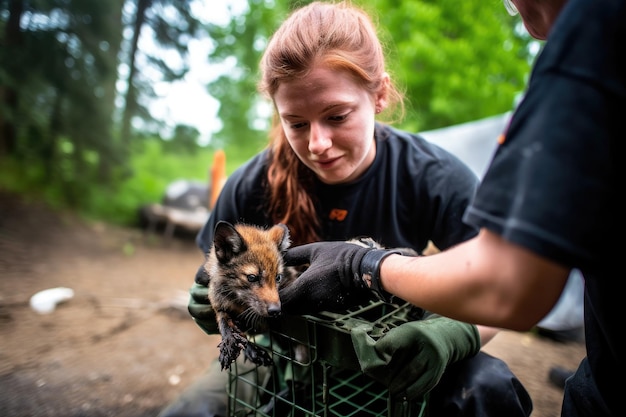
[197,123,479,256]
[463,0,625,414]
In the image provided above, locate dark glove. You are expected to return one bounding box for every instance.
[280,241,400,314]
[187,282,219,335]
[351,315,480,400]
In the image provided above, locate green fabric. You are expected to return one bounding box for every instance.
[187,285,282,366]
[188,282,219,334]
[351,315,480,400]
[187,282,307,389]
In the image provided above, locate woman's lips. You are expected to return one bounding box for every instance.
[313,156,340,169]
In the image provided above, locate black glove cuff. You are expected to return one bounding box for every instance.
[359,249,401,303]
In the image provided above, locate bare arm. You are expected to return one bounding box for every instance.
[381,228,571,331]
[477,325,500,346]
[423,243,500,346]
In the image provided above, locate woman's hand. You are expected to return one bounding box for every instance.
[280,241,400,314]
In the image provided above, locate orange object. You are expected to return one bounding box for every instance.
[209,150,227,210]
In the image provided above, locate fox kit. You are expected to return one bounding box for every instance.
[197,221,296,371]
[196,222,420,371]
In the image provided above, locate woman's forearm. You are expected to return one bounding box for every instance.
[381,229,570,331]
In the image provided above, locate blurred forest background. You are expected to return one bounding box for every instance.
[0,0,538,226]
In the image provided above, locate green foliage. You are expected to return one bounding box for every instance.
[0,132,255,227]
[205,0,534,148]
[118,0,203,143]
[163,124,202,155]
[82,139,215,225]
[0,156,61,207]
[366,0,532,131]
[0,0,536,228]
[205,0,291,151]
[70,140,253,225]
[1,0,123,202]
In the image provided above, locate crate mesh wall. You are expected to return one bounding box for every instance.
[226,301,428,417]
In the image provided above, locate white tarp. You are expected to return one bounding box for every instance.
[421,113,584,333]
[420,112,510,179]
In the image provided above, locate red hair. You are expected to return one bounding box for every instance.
[259,1,404,245]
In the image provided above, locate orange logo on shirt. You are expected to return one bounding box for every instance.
[498,114,514,145]
[329,209,348,221]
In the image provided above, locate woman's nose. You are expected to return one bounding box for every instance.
[308,123,332,154]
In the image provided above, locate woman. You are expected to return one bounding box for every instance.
[281,0,625,416]
[159,2,532,416]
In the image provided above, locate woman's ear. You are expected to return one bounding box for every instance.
[375,72,391,112]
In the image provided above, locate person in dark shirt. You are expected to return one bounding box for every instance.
[158,2,532,417]
[282,0,624,416]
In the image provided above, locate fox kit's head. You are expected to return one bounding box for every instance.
[204,221,292,331]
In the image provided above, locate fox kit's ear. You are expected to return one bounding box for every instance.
[213,221,246,263]
[271,223,291,253]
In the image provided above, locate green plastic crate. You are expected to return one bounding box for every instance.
[227,301,428,417]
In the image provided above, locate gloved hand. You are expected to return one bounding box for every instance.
[187,263,219,335]
[351,315,480,400]
[280,241,400,314]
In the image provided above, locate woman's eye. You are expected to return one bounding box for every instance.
[290,122,307,129]
[329,114,347,122]
[247,274,260,283]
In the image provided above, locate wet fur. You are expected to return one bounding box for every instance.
[197,221,297,371]
[196,223,420,371]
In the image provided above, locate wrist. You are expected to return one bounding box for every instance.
[359,249,400,303]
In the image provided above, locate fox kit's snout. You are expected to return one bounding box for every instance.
[204,221,294,370]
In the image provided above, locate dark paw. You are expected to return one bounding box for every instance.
[218,332,248,371]
[244,343,273,366]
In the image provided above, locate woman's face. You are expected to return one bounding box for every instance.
[273,65,384,185]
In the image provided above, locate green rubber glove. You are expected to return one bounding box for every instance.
[187,282,219,335]
[351,315,480,400]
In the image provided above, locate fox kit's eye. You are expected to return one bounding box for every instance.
[276,273,283,283]
[247,274,260,283]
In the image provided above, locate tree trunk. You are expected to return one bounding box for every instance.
[120,0,151,147]
[0,0,24,158]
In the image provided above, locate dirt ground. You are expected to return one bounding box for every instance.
[0,191,586,417]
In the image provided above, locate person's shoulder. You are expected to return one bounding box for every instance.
[376,124,429,154]
[378,124,479,183]
[227,150,269,181]
[378,124,466,163]
[377,123,422,142]
[217,150,269,200]
[379,124,443,149]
